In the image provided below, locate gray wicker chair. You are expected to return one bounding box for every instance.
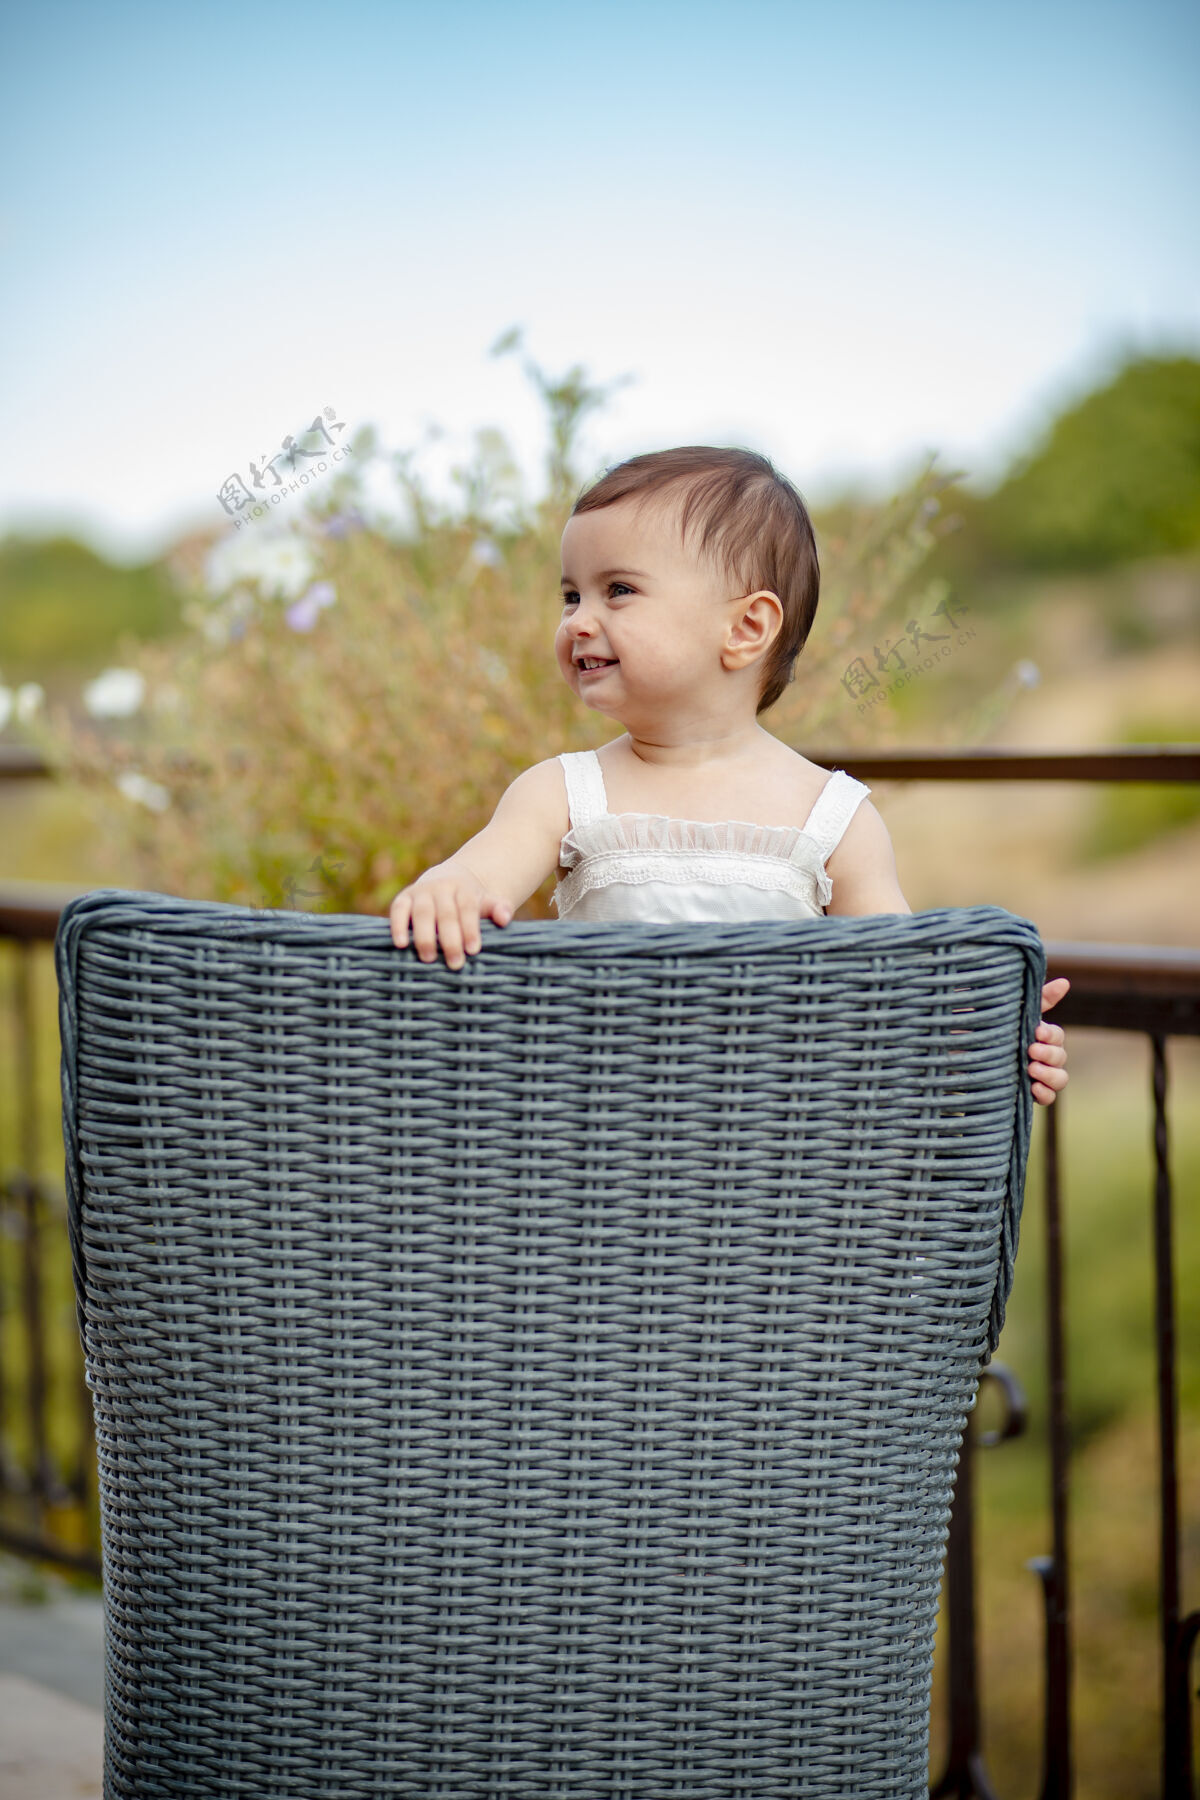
[56,890,1043,1800]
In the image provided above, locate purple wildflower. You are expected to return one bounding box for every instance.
[285,581,338,632]
[321,510,365,539]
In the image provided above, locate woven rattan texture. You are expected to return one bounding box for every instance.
[56,892,1043,1799]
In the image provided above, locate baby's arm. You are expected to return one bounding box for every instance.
[389,758,568,968]
[824,799,1068,1106]
[824,800,911,918]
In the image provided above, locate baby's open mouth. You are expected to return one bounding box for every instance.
[577,658,617,672]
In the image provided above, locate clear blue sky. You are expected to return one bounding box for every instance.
[1,0,1196,561]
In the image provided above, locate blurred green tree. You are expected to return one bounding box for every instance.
[0,535,181,676]
[936,352,1200,576]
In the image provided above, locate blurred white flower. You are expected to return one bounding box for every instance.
[470,538,503,569]
[206,530,315,602]
[0,687,12,731]
[256,536,316,601]
[1014,660,1041,688]
[116,771,170,812]
[285,581,337,632]
[15,682,44,723]
[84,668,145,718]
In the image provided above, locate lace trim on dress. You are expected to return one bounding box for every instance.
[550,813,834,914]
[558,810,832,867]
[552,849,831,914]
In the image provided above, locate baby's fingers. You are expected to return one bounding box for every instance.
[472,894,513,952]
[438,909,470,971]
[389,891,413,949]
[406,888,453,965]
[452,896,514,962]
[1028,1046,1069,1106]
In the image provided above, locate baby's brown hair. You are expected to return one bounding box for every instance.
[570,446,820,715]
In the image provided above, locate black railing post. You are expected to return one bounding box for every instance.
[1150,1033,1195,1796]
[14,941,56,1503]
[932,1412,986,1799]
[1028,1099,1072,1799]
[932,1365,1026,1800]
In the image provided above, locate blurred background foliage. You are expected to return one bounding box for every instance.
[1,342,1199,1797]
[3,345,1197,918]
[6,349,1198,674]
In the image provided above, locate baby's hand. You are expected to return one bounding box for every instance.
[389,867,513,970]
[1029,978,1070,1106]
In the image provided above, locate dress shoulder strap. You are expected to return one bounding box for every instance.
[801,769,871,862]
[557,750,609,830]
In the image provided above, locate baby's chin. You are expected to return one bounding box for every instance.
[577,691,623,720]
[563,669,625,717]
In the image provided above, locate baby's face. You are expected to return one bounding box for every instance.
[556,496,738,724]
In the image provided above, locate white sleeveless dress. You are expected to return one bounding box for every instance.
[550,750,871,924]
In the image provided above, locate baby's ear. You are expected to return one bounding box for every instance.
[722,590,784,668]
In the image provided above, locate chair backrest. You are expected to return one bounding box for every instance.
[57,891,1043,1800]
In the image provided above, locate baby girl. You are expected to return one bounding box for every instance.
[389,445,1068,1104]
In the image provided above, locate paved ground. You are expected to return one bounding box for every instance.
[0,1557,104,1799]
[0,1677,102,1800]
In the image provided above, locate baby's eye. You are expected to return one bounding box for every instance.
[560,583,633,608]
